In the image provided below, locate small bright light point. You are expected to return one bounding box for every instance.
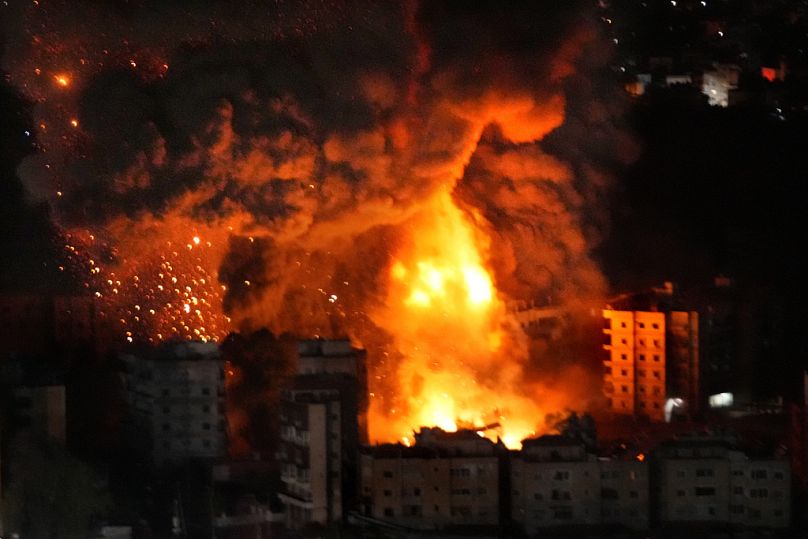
[70,119,78,127]
[54,74,70,87]
[718,30,724,37]
[670,0,676,6]
[192,236,201,245]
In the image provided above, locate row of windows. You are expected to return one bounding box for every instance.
[610,321,660,330]
[161,438,217,450]
[162,404,224,414]
[382,506,491,518]
[161,422,224,432]
[618,353,662,362]
[160,386,221,397]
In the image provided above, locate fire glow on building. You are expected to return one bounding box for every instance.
[3,2,618,449]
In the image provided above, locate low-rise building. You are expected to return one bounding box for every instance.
[655,433,789,528]
[512,435,649,533]
[511,436,600,531]
[600,459,650,530]
[360,429,502,531]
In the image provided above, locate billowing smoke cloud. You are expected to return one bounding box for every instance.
[3,1,634,442]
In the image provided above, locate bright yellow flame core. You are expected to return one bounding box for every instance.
[371,190,542,449]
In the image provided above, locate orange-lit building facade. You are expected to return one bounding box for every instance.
[604,310,666,421]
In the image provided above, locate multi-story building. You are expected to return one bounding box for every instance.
[511,435,600,530]
[603,283,701,421]
[600,459,650,530]
[12,385,66,444]
[122,341,226,463]
[359,428,502,531]
[277,339,367,529]
[511,435,649,533]
[603,310,667,420]
[655,433,789,528]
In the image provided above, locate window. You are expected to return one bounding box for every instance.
[554,470,570,480]
[751,469,768,480]
[202,387,211,395]
[695,487,716,496]
[676,490,685,497]
[621,353,627,360]
[384,490,392,497]
[749,488,768,498]
[639,339,646,346]
[696,469,715,478]
[774,471,784,480]
[405,505,422,516]
[203,422,211,430]
[601,488,618,500]
[621,369,628,376]
[621,322,626,328]
[203,405,210,413]
[413,488,421,496]
[733,486,743,495]
[621,385,628,393]
[639,354,646,361]
[383,471,393,478]
[384,508,394,517]
[630,490,639,499]
[653,339,660,347]
[653,355,660,362]
[553,508,573,520]
[534,492,543,500]
[162,423,170,432]
[653,371,660,379]
[638,322,645,329]
[621,338,627,345]
[652,323,659,329]
[730,505,744,514]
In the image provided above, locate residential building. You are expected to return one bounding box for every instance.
[601,459,649,530]
[511,435,649,533]
[655,433,789,528]
[603,310,666,420]
[12,385,66,444]
[359,428,502,531]
[702,64,740,107]
[277,339,367,529]
[122,341,226,463]
[511,435,600,531]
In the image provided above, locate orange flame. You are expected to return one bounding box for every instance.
[370,189,542,449]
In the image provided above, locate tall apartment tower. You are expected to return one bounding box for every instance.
[603,310,667,420]
[603,303,700,421]
[277,339,367,529]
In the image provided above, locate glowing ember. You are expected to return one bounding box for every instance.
[60,217,233,345]
[54,73,71,87]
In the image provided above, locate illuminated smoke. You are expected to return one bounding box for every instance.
[3,1,631,446]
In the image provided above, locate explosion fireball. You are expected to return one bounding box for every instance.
[4,1,627,448]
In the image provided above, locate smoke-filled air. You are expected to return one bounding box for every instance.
[2,1,635,448]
